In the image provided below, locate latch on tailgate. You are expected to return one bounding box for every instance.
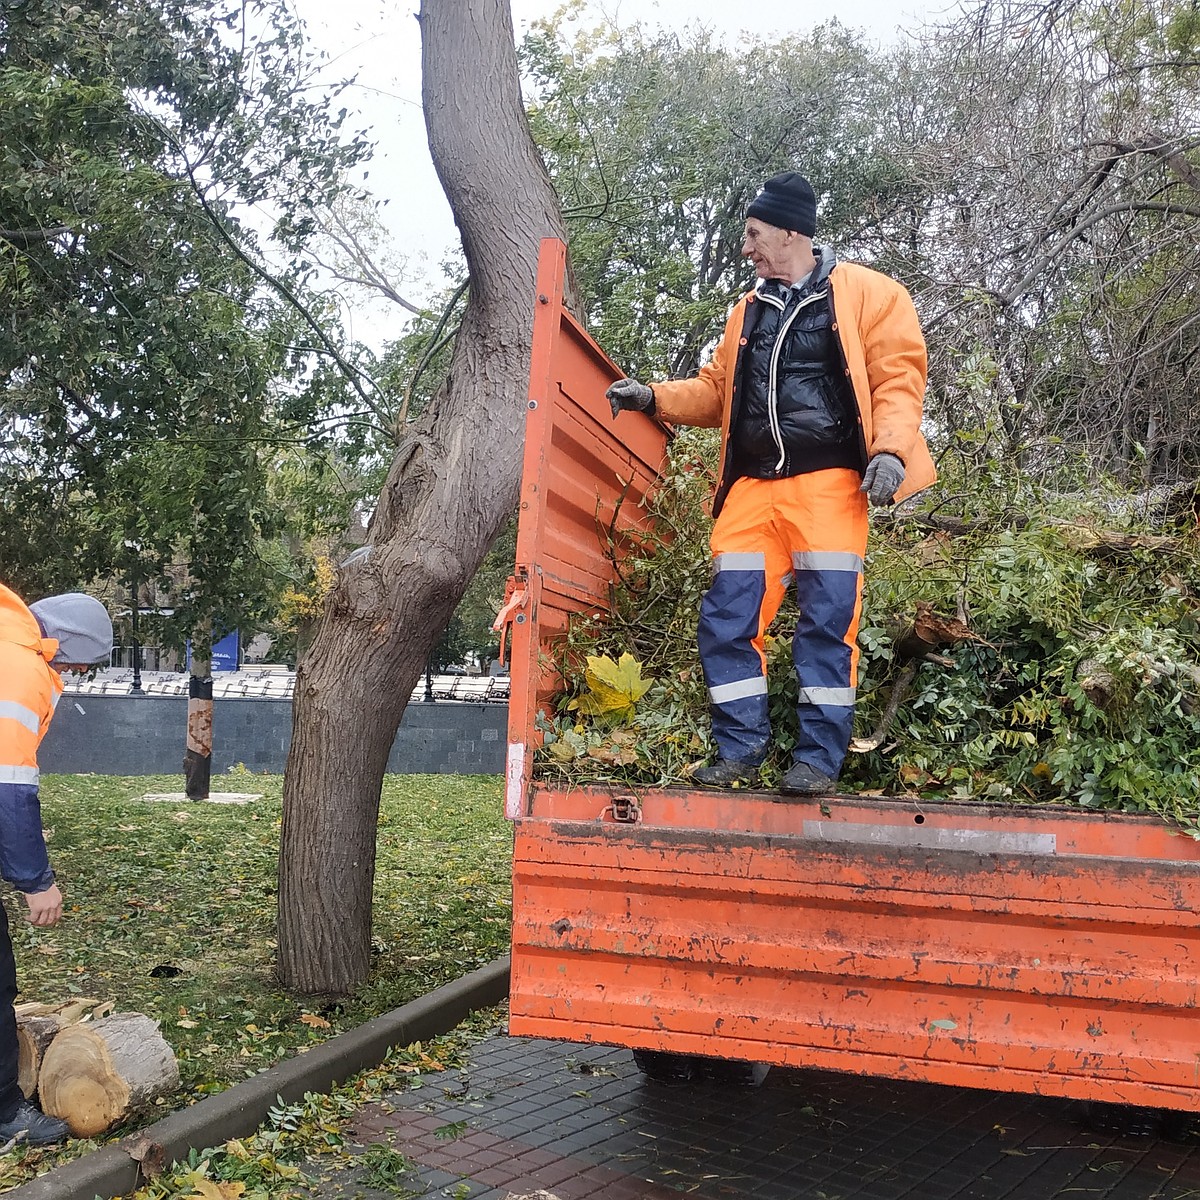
[603,795,642,824]
[492,574,529,667]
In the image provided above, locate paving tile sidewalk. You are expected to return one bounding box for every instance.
[306,1032,1200,1200]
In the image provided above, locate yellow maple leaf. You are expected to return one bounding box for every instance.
[187,1179,245,1200]
[568,653,652,724]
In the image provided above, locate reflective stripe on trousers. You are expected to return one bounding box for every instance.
[698,470,868,776]
[697,550,771,763]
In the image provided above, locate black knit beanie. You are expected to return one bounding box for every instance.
[745,172,817,237]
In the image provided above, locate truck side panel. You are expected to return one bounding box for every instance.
[511,793,1200,1108]
[502,239,668,818]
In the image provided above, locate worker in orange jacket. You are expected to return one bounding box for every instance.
[608,172,936,796]
[0,582,112,1145]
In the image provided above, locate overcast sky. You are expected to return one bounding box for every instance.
[285,0,937,346]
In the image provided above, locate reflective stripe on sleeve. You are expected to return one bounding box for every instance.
[791,551,864,574]
[0,700,40,735]
[797,686,857,707]
[710,677,769,704]
[0,765,39,785]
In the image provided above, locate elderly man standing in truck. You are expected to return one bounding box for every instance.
[0,582,113,1145]
[607,171,936,797]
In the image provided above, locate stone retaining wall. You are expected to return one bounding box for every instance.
[41,695,506,776]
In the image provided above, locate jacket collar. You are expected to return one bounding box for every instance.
[752,244,839,305]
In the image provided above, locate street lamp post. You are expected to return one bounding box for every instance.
[130,573,142,693]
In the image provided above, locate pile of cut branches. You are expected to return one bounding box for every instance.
[536,430,1200,831]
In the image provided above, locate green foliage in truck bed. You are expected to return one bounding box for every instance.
[535,429,1200,832]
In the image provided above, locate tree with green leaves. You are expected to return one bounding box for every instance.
[869,0,1200,486]
[522,16,898,382]
[0,0,368,649]
[522,3,1200,493]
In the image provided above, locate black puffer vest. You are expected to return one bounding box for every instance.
[729,251,863,481]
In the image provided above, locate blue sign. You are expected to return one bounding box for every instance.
[185,630,240,672]
[211,630,239,672]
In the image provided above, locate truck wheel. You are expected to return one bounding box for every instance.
[1079,1100,1163,1138]
[1159,1109,1196,1142]
[632,1049,699,1085]
[701,1058,771,1087]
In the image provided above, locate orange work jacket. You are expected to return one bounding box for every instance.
[0,582,61,892]
[651,260,937,514]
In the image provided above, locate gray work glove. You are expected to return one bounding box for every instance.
[605,377,655,420]
[860,452,905,506]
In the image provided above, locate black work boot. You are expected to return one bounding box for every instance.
[780,761,837,797]
[0,1101,70,1146]
[692,759,759,789]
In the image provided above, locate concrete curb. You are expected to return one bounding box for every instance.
[8,956,512,1200]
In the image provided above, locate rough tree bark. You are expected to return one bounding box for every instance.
[276,0,570,994]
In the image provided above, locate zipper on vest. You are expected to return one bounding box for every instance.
[765,289,828,473]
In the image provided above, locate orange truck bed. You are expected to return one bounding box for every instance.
[496,238,1200,1111]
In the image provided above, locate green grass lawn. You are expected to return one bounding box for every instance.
[0,770,513,1191]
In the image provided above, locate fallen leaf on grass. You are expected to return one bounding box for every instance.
[298,1013,330,1029]
[188,1181,245,1199]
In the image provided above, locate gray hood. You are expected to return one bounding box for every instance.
[29,593,113,666]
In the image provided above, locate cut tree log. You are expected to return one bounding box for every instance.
[15,998,115,1098]
[16,1016,63,1099]
[38,1012,179,1136]
[894,601,981,661]
[14,997,104,1021]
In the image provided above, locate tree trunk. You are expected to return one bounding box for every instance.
[38,1013,179,1136]
[185,626,212,800]
[276,0,570,994]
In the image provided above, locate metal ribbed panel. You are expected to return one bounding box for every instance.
[510,812,1200,1109]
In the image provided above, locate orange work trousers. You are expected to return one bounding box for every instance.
[697,469,868,776]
